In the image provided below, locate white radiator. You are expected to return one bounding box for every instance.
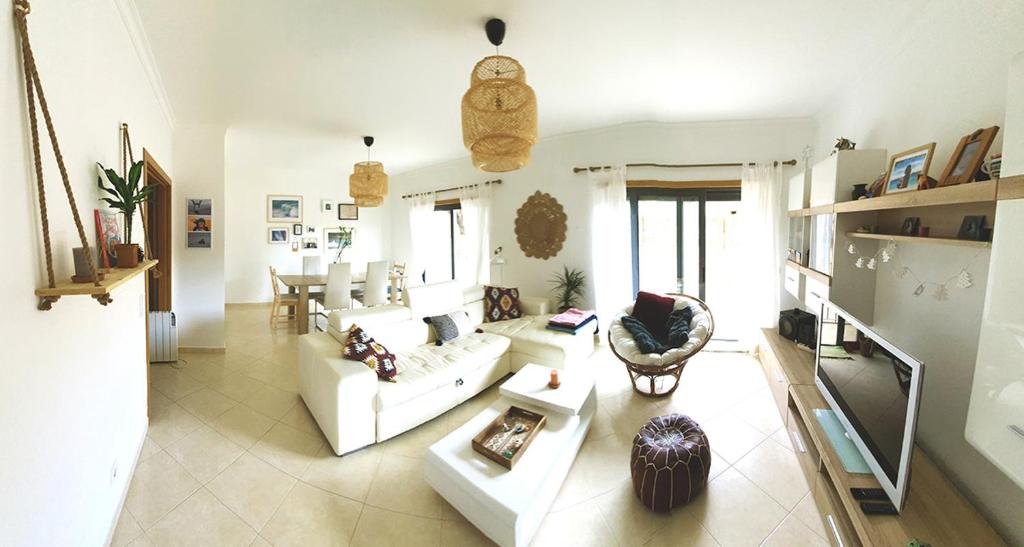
[148,311,178,363]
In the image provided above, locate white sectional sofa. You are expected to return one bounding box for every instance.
[298,281,597,456]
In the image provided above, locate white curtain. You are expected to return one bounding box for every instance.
[407,192,436,286]
[739,163,785,331]
[589,167,632,328]
[457,183,491,287]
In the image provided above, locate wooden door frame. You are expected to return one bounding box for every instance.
[143,149,172,311]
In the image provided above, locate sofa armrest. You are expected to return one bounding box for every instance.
[298,332,378,455]
[520,296,550,316]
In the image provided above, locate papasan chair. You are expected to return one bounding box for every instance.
[608,293,714,397]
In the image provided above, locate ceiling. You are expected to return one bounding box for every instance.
[134,0,929,173]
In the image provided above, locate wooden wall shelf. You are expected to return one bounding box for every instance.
[786,204,834,217]
[786,259,832,286]
[834,180,998,214]
[997,174,1024,200]
[35,260,157,310]
[845,232,992,248]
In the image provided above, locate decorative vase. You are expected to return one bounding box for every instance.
[115,243,140,268]
[851,184,868,200]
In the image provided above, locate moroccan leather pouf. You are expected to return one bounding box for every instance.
[631,414,712,512]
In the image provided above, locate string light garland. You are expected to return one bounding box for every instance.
[846,238,984,301]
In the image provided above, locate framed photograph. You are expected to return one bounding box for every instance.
[268,227,289,244]
[292,223,303,236]
[883,143,935,195]
[938,127,1000,187]
[321,199,333,213]
[302,236,319,250]
[957,215,986,241]
[267,195,303,223]
[187,232,211,248]
[187,198,212,216]
[899,217,921,236]
[338,203,359,221]
[187,215,211,232]
[291,240,299,252]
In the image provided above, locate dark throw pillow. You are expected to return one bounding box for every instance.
[484,286,522,323]
[343,324,398,382]
[621,316,669,354]
[632,291,675,339]
[666,307,694,348]
[424,310,472,346]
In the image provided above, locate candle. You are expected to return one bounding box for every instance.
[549,369,560,389]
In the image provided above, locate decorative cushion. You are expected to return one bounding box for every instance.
[632,291,675,339]
[631,414,711,512]
[423,310,473,346]
[484,286,522,323]
[342,324,398,382]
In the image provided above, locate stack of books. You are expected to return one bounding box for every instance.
[546,308,598,335]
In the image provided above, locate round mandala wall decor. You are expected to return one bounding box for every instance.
[514,191,567,260]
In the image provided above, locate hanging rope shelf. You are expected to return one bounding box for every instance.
[14,0,156,310]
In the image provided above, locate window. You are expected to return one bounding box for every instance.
[422,201,465,283]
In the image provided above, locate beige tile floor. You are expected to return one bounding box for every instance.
[113,304,830,547]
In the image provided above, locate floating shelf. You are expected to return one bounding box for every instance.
[845,231,992,248]
[998,174,1024,200]
[785,259,832,286]
[833,180,998,213]
[786,204,834,217]
[35,259,158,310]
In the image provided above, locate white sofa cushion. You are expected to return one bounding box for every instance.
[480,315,596,370]
[404,281,466,318]
[608,299,712,367]
[376,333,511,410]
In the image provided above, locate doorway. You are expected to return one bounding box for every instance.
[629,187,745,343]
[143,149,172,311]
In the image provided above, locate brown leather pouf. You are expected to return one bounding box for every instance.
[631,414,712,512]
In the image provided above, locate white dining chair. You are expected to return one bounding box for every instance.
[302,256,322,275]
[312,262,352,331]
[361,260,389,307]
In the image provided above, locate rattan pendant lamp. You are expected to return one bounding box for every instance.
[349,136,388,207]
[461,18,538,173]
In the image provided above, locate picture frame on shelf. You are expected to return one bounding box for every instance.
[267,195,302,223]
[957,215,986,241]
[938,127,1000,187]
[338,203,359,221]
[292,223,303,236]
[899,217,921,237]
[883,143,936,195]
[268,227,289,244]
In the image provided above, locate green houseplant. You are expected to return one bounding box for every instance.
[97,160,152,268]
[550,266,586,313]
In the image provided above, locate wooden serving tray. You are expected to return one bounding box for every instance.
[471,406,546,470]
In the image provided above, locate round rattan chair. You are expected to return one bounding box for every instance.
[608,293,714,397]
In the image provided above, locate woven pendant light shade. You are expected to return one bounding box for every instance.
[461,55,538,172]
[349,160,387,208]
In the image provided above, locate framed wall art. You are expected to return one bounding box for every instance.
[938,127,1000,187]
[292,223,303,236]
[338,203,359,221]
[268,227,289,244]
[186,198,213,248]
[267,195,303,223]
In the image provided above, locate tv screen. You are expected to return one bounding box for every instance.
[815,301,925,510]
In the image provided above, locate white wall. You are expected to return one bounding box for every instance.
[390,119,814,310]
[173,125,225,348]
[813,2,1024,543]
[224,128,391,303]
[0,1,172,545]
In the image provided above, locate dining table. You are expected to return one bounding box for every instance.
[276,272,405,334]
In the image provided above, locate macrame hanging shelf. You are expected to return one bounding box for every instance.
[14,0,156,310]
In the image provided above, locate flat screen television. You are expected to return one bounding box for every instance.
[815,301,925,510]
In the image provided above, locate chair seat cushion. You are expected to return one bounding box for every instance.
[610,298,711,367]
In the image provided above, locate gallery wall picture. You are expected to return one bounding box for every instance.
[338,203,359,220]
[268,227,289,244]
[292,223,303,236]
[268,195,303,223]
[302,236,319,249]
[187,198,213,248]
[321,199,333,213]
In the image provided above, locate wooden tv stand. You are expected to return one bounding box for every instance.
[757,328,1005,546]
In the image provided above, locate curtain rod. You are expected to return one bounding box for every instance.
[401,179,502,199]
[572,160,798,173]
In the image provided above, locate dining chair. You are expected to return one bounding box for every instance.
[392,261,407,301]
[302,256,322,275]
[269,266,299,327]
[312,262,352,330]
[362,260,389,307]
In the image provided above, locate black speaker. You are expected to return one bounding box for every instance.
[779,308,817,348]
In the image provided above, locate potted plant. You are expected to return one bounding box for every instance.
[97,160,152,268]
[549,266,586,313]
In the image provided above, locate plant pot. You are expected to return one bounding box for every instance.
[114,243,140,268]
[851,183,868,200]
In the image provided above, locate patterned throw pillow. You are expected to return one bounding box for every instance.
[423,310,472,346]
[342,324,398,382]
[484,286,523,323]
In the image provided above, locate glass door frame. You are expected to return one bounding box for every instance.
[628,187,741,299]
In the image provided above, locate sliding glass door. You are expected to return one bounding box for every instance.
[630,188,744,343]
